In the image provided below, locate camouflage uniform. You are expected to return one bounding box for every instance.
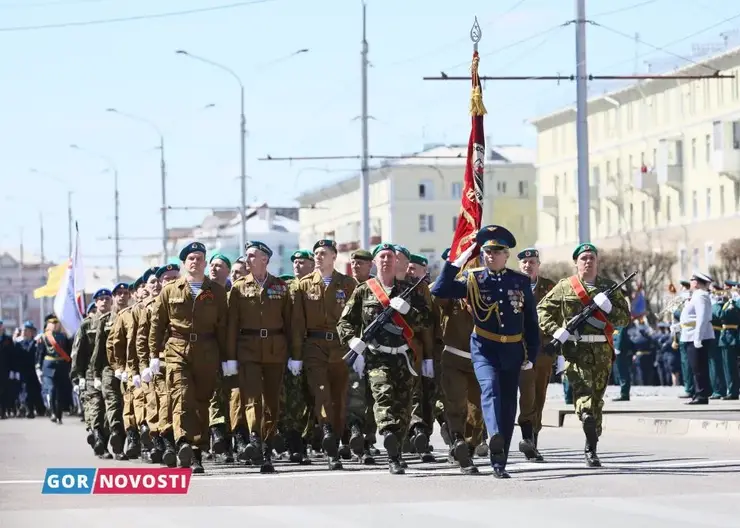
[70,314,104,451]
[92,310,126,458]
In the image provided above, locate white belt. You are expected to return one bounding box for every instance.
[368,343,418,376]
[444,345,471,359]
[567,335,608,343]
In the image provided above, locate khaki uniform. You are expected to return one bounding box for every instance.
[518,276,557,438]
[109,306,145,431]
[407,281,437,449]
[137,295,171,435]
[291,270,356,434]
[149,277,229,450]
[227,273,292,442]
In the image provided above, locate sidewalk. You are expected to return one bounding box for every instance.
[542,384,740,439]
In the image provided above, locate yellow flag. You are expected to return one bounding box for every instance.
[33,262,68,299]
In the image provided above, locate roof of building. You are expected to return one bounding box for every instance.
[0,249,47,267]
[529,44,740,131]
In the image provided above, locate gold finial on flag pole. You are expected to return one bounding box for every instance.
[469,17,487,116]
[470,16,482,51]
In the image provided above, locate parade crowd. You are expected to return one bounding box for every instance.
[1,225,734,479]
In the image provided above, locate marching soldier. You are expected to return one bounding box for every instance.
[337,243,432,475]
[149,242,231,474]
[227,241,292,473]
[37,314,74,425]
[93,282,130,460]
[291,239,356,470]
[537,243,630,467]
[709,285,728,398]
[679,272,715,405]
[70,288,110,455]
[515,248,556,462]
[719,281,740,400]
[433,226,539,479]
[675,279,695,398]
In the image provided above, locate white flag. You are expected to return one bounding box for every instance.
[53,225,85,336]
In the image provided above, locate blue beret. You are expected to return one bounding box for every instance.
[725,280,738,288]
[372,243,396,258]
[476,225,517,250]
[572,243,597,261]
[142,266,159,283]
[441,247,451,261]
[313,239,337,252]
[155,263,180,278]
[93,288,112,299]
[112,283,128,294]
[394,245,411,259]
[291,249,314,262]
[517,248,539,260]
[23,320,36,329]
[245,241,273,258]
[86,302,96,314]
[179,241,207,261]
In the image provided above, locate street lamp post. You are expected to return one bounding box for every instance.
[70,144,121,282]
[106,109,169,262]
[175,48,309,253]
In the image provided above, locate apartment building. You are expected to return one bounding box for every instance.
[531,45,740,277]
[295,143,537,276]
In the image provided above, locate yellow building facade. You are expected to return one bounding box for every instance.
[296,144,537,276]
[531,46,740,278]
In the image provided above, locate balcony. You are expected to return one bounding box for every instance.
[656,138,684,190]
[632,165,659,195]
[711,120,740,178]
[537,193,558,216]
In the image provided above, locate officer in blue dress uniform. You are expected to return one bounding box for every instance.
[431,225,539,479]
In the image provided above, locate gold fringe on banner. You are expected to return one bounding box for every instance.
[469,52,487,116]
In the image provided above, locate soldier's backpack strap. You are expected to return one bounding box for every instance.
[568,275,615,348]
[366,278,419,360]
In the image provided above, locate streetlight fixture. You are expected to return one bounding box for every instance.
[175,48,309,253]
[69,144,121,282]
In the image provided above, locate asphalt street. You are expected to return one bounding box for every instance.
[2,416,739,527]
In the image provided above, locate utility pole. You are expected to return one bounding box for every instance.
[422,8,734,246]
[113,168,121,282]
[360,1,370,249]
[39,212,45,328]
[160,136,169,261]
[18,228,24,326]
[67,191,73,257]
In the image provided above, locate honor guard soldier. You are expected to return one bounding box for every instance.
[709,284,728,398]
[432,226,539,479]
[337,243,432,475]
[679,272,715,405]
[149,242,230,474]
[290,239,356,470]
[227,241,292,473]
[516,248,557,461]
[537,243,630,467]
[38,314,74,425]
[719,281,740,400]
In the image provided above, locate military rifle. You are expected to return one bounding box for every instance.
[543,271,638,356]
[343,275,426,368]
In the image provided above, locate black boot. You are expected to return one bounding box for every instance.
[488,433,506,467]
[210,425,226,455]
[109,425,126,457]
[86,428,95,450]
[452,433,478,475]
[140,423,153,450]
[287,430,311,465]
[149,434,163,464]
[93,429,107,457]
[439,421,451,447]
[272,431,286,455]
[260,440,276,474]
[125,427,141,459]
[191,448,205,474]
[410,426,430,456]
[582,414,601,468]
[518,422,543,462]
[234,430,251,463]
[176,438,194,468]
[245,432,264,463]
[349,424,365,458]
[321,423,338,458]
[162,432,177,468]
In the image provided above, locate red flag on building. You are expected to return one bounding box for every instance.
[448,50,486,267]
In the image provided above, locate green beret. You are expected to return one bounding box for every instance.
[372,243,396,258]
[394,245,411,259]
[291,249,314,262]
[155,264,179,278]
[142,266,159,283]
[350,249,373,262]
[279,274,295,281]
[245,241,273,258]
[313,239,337,252]
[517,248,539,260]
[209,253,232,269]
[572,242,598,261]
[409,253,428,266]
[179,241,207,261]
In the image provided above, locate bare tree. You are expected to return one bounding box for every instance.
[709,237,740,284]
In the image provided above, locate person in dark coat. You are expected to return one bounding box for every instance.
[15,321,45,418]
[37,314,74,424]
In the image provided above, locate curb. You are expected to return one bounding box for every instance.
[561,413,740,439]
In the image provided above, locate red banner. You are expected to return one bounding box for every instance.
[449,50,486,267]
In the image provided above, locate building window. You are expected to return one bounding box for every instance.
[419,214,435,233]
[554,174,560,194]
[451,182,462,199]
[418,180,433,199]
[496,181,507,194]
[606,207,612,234]
[733,121,740,149]
[679,247,687,277]
[705,134,711,163]
[713,121,722,150]
[692,247,699,270]
[691,138,697,168]
[692,190,698,219]
[720,185,726,215]
[641,201,647,226]
[706,188,712,218]
[518,181,527,197]
[629,203,634,230]
[706,243,715,267]
[666,195,672,222]
[452,216,457,232]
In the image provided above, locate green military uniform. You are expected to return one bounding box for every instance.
[336,242,432,475]
[612,325,633,400]
[536,243,630,467]
[718,283,740,399]
[710,293,728,398]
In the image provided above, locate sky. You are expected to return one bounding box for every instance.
[1,0,739,275]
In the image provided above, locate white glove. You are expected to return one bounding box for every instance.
[349,337,367,354]
[78,378,86,390]
[120,370,129,383]
[451,243,476,268]
[521,361,533,371]
[8,372,13,380]
[593,292,612,314]
[132,374,141,388]
[114,369,123,380]
[222,360,238,377]
[141,368,152,383]
[422,359,434,378]
[14,371,20,380]
[694,339,703,349]
[73,384,79,395]
[670,323,680,333]
[94,378,102,390]
[150,357,161,375]
[614,348,621,356]
[555,355,566,375]
[352,354,365,377]
[553,327,570,344]
[35,368,42,380]
[389,297,410,315]
[287,359,303,376]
